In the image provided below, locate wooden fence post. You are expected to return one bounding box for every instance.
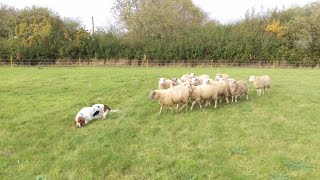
[273,59,275,69]
[144,54,148,68]
[10,55,13,68]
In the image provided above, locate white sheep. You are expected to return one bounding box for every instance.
[215,73,230,81]
[170,78,183,87]
[227,79,249,102]
[209,80,230,104]
[203,78,216,85]
[191,77,203,86]
[248,75,271,95]
[181,73,196,82]
[197,74,210,80]
[158,78,172,89]
[189,83,219,110]
[149,85,191,114]
[181,73,210,83]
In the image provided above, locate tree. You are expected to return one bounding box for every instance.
[13,6,66,60]
[265,19,285,37]
[113,0,209,38]
[0,4,17,59]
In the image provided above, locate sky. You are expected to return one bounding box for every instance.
[0,0,318,30]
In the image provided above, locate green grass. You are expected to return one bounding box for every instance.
[0,67,319,179]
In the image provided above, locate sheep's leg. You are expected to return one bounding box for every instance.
[246,94,249,100]
[176,104,179,109]
[256,89,259,95]
[214,99,217,108]
[198,101,202,108]
[159,106,163,115]
[205,100,210,107]
[226,97,229,103]
[179,103,187,111]
[262,88,265,95]
[235,96,238,103]
[190,101,196,111]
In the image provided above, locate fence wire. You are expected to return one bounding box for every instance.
[0,59,319,68]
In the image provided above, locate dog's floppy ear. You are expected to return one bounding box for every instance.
[104,104,111,112]
[78,117,86,126]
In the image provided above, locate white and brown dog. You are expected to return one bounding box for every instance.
[75,104,118,128]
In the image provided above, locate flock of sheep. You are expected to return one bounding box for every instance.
[149,73,271,114]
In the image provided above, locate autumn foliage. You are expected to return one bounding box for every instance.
[1,1,320,66]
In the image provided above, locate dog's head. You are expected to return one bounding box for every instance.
[75,116,86,128]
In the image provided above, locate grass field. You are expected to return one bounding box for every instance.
[0,67,319,179]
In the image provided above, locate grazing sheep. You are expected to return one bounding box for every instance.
[215,73,230,81]
[189,83,218,110]
[248,75,271,95]
[158,78,172,89]
[149,85,191,115]
[227,79,249,102]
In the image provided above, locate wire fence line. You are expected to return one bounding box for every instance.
[0,58,319,68]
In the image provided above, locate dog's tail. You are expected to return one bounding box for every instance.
[110,109,119,113]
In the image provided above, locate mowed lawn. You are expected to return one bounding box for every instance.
[0,67,319,179]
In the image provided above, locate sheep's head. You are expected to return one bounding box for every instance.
[189,73,196,77]
[227,78,236,84]
[217,77,225,81]
[248,76,256,82]
[149,90,158,100]
[215,74,222,80]
[203,79,211,85]
[181,74,189,82]
[171,78,179,86]
[159,78,166,84]
[191,77,198,85]
[186,83,193,93]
